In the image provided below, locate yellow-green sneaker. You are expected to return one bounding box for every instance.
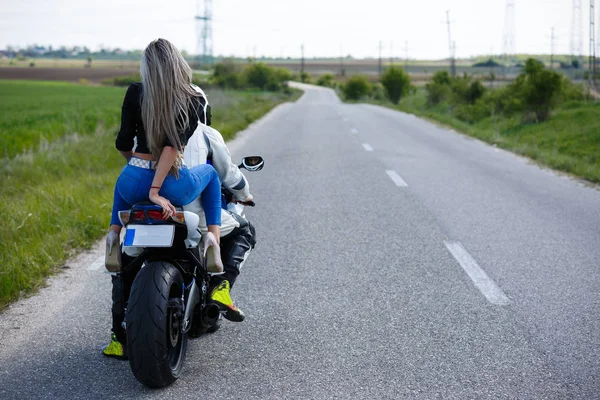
[211,280,245,322]
[102,332,127,360]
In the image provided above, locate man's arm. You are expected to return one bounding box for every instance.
[204,126,252,202]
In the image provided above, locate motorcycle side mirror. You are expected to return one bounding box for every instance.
[239,156,264,171]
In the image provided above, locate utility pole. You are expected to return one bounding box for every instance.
[195,0,213,66]
[551,27,555,69]
[489,46,495,88]
[378,41,383,77]
[404,40,409,67]
[390,40,394,66]
[446,10,456,77]
[300,44,305,81]
[591,0,596,90]
[453,41,457,73]
[502,0,516,77]
[339,45,345,76]
[570,0,583,69]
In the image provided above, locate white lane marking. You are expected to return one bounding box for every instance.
[444,241,511,306]
[362,143,374,152]
[87,255,105,271]
[351,128,358,134]
[385,170,408,187]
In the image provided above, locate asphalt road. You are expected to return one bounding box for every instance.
[1,83,599,399]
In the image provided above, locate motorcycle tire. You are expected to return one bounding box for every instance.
[126,261,188,388]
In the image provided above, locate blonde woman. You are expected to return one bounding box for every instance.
[103,38,222,359]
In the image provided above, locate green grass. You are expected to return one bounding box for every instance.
[0,80,299,308]
[0,80,124,159]
[209,89,302,140]
[370,89,600,184]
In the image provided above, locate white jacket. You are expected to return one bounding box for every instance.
[183,124,251,236]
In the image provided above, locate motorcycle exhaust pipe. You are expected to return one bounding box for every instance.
[201,303,220,326]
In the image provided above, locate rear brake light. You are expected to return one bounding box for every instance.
[147,210,164,220]
[134,211,146,221]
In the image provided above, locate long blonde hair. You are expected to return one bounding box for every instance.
[140,38,200,175]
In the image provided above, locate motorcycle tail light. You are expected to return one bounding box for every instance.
[170,212,185,223]
[147,210,164,220]
[118,211,130,225]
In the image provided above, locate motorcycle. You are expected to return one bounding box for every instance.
[117,156,264,388]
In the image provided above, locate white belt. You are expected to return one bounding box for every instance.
[128,157,155,169]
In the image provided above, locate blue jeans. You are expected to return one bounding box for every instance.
[110,159,222,227]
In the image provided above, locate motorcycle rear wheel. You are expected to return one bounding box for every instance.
[126,261,188,388]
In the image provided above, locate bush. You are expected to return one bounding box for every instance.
[380,66,411,104]
[244,63,293,92]
[432,70,452,86]
[265,78,282,92]
[454,102,493,123]
[560,79,587,102]
[479,86,523,117]
[425,71,452,105]
[518,59,563,122]
[370,82,387,102]
[316,73,335,87]
[449,74,486,105]
[275,68,293,83]
[342,75,371,100]
[300,71,311,83]
[418,57,589,125]
[243,63,279,91]
[212,60,243,89]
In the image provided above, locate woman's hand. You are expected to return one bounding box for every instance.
[149,191,176,219]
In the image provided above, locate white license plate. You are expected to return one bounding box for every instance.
[124,224,175,247]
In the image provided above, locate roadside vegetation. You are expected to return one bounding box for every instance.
[0,79,300,308]
[209,59,297,93]
[331,59,600,183]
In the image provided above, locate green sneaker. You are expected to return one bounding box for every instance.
[211,280,245,322]
[102,332,127,360]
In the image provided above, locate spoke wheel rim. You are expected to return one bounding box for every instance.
[167,282,184,371]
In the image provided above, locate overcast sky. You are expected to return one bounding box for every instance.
[1,0,598,59]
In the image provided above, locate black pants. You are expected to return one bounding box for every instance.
[111,221,256,344]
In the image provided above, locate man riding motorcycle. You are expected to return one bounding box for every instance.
[182,121,257,324]
[103,87,257,359]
